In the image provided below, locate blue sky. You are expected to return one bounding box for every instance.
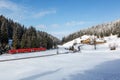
[0,0,120,39]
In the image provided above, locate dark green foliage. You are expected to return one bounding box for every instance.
[12,27,20,49]
[24,26,37,48]
[1,21,8,44]
[21,33,27,48]
[46,37,53,49]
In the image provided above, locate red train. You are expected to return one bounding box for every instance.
[8,47,46,54]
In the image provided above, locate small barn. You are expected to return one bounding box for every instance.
[81,38,106,45]
[81,38,91,44]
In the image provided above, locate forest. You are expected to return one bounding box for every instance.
[62,20,120,44]
[0,15,60,51]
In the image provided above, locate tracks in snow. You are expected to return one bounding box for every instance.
[0,52,69,62]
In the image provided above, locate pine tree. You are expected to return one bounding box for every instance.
[0,22,1,44]
[12,27,20,49]
[1,21,8,45]
[41,37,47,48]
[21,33,27,48]
[46,37,53,49]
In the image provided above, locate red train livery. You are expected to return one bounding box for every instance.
[8,48,46,54]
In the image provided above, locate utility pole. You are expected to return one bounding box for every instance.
[94,36,96,50]
[56,46,59,54]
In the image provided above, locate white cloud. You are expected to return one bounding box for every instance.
[36,24,47,29]
[0,0,56,23]
[48,21,86,29]
[65,21,85,26]
[50,31,71,39]
[0,0,18,11]
[0,0,28,22]
[35,21,88,39]
[50,24,60,28]
[34,9,56,18]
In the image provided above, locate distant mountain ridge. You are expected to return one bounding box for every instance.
[62,19,120,43]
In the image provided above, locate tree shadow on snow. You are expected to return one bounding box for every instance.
[70,59,120,80]
[21,68,61,80]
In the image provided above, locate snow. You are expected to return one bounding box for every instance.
[62,35,93,48]
[0,35,120,80]
[0,50,120,80]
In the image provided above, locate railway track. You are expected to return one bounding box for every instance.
[0,52,69,62]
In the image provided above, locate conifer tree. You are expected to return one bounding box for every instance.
[12,27,20,49]
[21,33,27,48]
[1,21,8,45]
[46,37,53,49]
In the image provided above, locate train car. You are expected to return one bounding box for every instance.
[8,47,46,54]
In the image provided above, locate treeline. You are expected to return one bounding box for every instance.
[62,20,120,43]
[0,15,60,50]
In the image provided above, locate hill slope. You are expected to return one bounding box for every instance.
[62,20,120,43]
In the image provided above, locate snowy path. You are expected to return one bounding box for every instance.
[0,49,68,61]
[0,49,120,80]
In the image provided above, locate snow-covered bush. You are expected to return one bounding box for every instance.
[109,43,117,50]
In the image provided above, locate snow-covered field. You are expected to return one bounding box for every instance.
[0,35,120,80]
[0,49,120,80]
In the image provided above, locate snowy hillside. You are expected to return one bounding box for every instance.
[62,19,120,43]
[62,35,120,50]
